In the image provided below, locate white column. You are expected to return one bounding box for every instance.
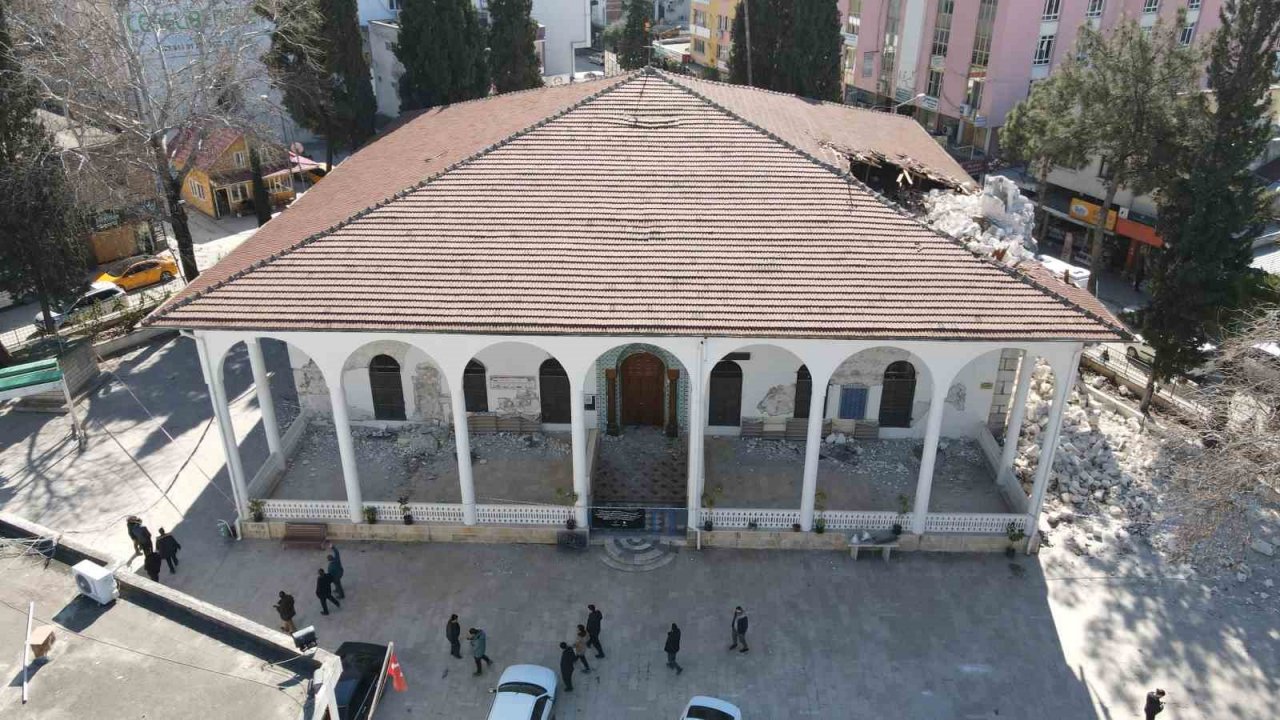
[1027,349,1081,525]
[196,338,249,518]
[798,371,830,531]
[326,378,364,524]
[247,338,283,459]
[998,351,1034,473]
[911,381,950,534]
[450,375,477,526]
[569,378,589,527]
[686,358,705,524]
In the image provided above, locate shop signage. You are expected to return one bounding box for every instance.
[1068,197,1117,231]
[590,508,645,530]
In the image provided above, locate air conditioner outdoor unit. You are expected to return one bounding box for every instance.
[72,559,118,605]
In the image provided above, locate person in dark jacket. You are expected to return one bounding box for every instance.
[446,614,462,658]
[315,569,341,615]
[585,604,605,658]
[125,516,142,555]
[573,625,592,672]
[156,528,181,573]
[142,550,161,581]
[131,521,153,555]
[274,591,297,634]
[664,623,683,674]
[469,628,493,675]
[729,606,749,653]
[558,642,577,691]
[326,546,345,599]
[1144,689,1166,719]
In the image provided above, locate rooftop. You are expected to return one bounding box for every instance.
[148,69,1122,342]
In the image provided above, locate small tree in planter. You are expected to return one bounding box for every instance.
[554,487,579,529]
[248,499,266,523]
[398,495,413,525]
[893,493,910,536]
[363,506,379,524]
[1005,521,1027,558]
[701,484,724,532]
[813,490,828,534]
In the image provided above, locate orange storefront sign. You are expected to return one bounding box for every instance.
[1116,216,1163,247]
[1068,197,1117,231]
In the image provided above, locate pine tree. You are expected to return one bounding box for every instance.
[1060,17,1202,295]
[729,0,787,89]
[781,0,841,100]
[1139,0,1280,414]
[1001,75,1089,244]
[0,3,87,335]
[488,0,543,93]
[260,0,375,167]
[397,0,489,111]
[616,0,652,70]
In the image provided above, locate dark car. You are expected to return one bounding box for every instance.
[334,642,393,720]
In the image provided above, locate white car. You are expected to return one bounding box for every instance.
[486,664,557,720]
[680,696,743,720]
[51,282,126,328]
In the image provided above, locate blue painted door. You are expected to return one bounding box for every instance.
[838,386,868,420]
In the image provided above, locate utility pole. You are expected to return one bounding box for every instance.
[743,0,753,86]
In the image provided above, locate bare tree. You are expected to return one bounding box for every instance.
[1166,306,1280,563]
[8,0,299,281]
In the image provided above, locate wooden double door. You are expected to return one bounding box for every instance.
[620,352,665,426]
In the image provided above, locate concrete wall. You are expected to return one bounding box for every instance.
[369,20,404,119]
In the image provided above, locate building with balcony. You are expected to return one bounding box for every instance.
[689,0,736,72]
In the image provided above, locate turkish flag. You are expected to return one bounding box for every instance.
[387,652,407,692]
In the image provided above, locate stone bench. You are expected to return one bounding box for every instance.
[848,531,899,562]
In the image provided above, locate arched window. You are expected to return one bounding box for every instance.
[708,360,743,426]
[539,358,570,423]
[794,365,812,419]
[879,360,917,428]
[463,359,488,413]
[368,354,406,421]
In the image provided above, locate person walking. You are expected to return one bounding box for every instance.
[469,628,494,676]
[274,591,298,634]
[156,528,181,574]
[1144,689,1166,720]
[125,516,143,555]
[315,569,341,615]
[558,642,577,692]
[131,520,153,555]
[664,623,684,674]
[573,625,592,673]
[585,604,605,658]
[142,550,161,582]
[326,545,345,599]
[446,614,462,659]
[729,606,749,653]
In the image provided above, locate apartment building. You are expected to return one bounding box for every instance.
[689,0,736,71]
[840,1,1222,157]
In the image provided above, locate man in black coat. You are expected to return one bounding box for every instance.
[131,521,153,556]
[729,606,749,653]
[315,569,341,615]
[664,623,683,674]
[446,614,462,658]
[142,551,162,582]
[274,591,297,634]
[586,604,605,658]
[156,528,181,573]
[558,642,577,692]
[1144,689,1166,719]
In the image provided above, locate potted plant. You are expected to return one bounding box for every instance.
[363,506,378,524]
[791,522,802,532]
[893,493,910,536]
[700,484,724,532]
[1005,521,1027,558]
[565,516,577,530]
[814,490,828,534]
[248,499,265,523]
[398,495,413,525]
[747,518,759,530]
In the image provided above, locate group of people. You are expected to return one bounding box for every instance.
[271,544,346,635]
[441,604,750,692]
[125,516,181,582]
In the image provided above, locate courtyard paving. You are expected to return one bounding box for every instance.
[0,335,1277,719]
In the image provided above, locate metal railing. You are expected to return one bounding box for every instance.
[0,279,182,355]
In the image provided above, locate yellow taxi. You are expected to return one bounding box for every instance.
[96,255,179,292]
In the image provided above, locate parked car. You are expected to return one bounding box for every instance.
[51,282,126,328]
[679,696,743,720]
[95,254,179,292]
[486,664,557,720]
[333,641,393,720]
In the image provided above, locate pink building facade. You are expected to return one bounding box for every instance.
[840,0,1221,157]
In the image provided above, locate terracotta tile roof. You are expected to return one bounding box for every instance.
[147,70,1123,342]
[169,126,242,172]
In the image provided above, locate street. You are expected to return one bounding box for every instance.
[0,335,1275,719]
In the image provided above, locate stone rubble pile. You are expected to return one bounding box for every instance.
[922,174,1036,266]
[1012,363,1159,541]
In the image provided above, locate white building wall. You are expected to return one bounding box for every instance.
[724,344,808,419]
[533,0,592,77]
[369,20,405,119]
[1047,157,1160,218]
[358,0,401,26]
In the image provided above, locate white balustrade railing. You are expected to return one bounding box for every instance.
[820,510,910,531]
[260,499,350,521]
[924,512,1028,535]
[699,508,800,530]
[475,504,574,526]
